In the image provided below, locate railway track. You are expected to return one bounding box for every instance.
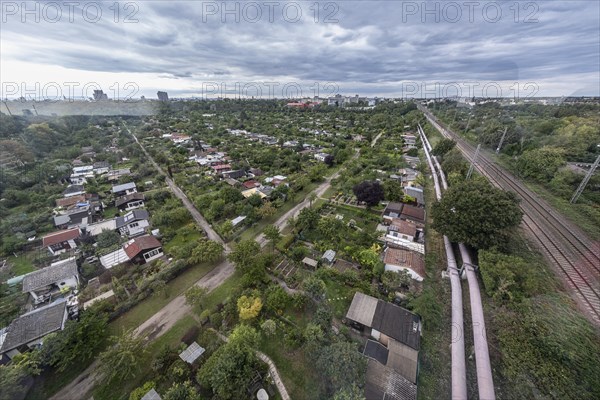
[421,107,600,326]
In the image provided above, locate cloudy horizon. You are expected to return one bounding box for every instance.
[1,1,599,100]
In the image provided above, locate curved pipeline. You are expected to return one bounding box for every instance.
[418,125,468,400]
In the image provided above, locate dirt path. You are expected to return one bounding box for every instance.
[51,137,360,399]
[256,149,359,247]
[50,257,235,400]
[125,123,229,251]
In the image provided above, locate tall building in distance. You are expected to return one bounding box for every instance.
[93,90,108,101]
[157,91,169,101]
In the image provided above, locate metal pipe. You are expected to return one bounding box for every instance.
[419,125,468,400]
[420,110,496,400]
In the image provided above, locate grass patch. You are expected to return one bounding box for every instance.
[415,152,452,399]
[109,260,216,333]
[258,335,324,400]
[324,279,354,319]
[7,255,35,276]
[163,222,202,253]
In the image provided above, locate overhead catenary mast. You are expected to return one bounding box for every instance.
[495,127,508,154]
[570,154,600,204]
[466,144,481,179]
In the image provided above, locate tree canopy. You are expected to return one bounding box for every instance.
[431,179,522,249]
[432,138,457,157]
[353,181,384,207]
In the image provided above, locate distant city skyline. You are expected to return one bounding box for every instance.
[1,1,599,99]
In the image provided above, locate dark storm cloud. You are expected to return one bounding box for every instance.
[1,0,599,95]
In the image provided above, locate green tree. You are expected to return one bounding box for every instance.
[40,309,109,371]
[185,285,208,308]
[517,147,565,182]
[197,325,260,400]
[228,240,261,271]
[0,364,27,400]
[432,138,456,157]
[431,179,522,249]
[383,181,404,202]
[296,207,320,231]
[258,202,276,218]
[263,225,281,252]
[96,229,121,248]
[381,270,411,292]
[261,319,277,336]
[316,341,367,393]
[98,330,147,384]
[308,164,327,182]
[303,276,327,302]
[150,279,168,298]
[189,239,224,264]
[264,284,291,314]
[219,220,234,239]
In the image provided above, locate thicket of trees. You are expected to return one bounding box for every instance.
[432,178,523,249]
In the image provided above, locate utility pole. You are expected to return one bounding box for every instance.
[467,144,481,179]
[495,127,508,154]
[570,154,600,203]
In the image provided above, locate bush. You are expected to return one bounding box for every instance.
[129,381,156,400]
[209,312,223,328]
[151,345,177,373]
[199,310,211,324]
[167,359,191,383]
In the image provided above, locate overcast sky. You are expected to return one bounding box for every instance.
[1,1,599,99]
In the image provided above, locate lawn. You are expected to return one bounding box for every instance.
[7,254,35,276]
[324,279,355,319]
[258,335,325,400]
[414,166,453,400]
[162,222,202,254]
